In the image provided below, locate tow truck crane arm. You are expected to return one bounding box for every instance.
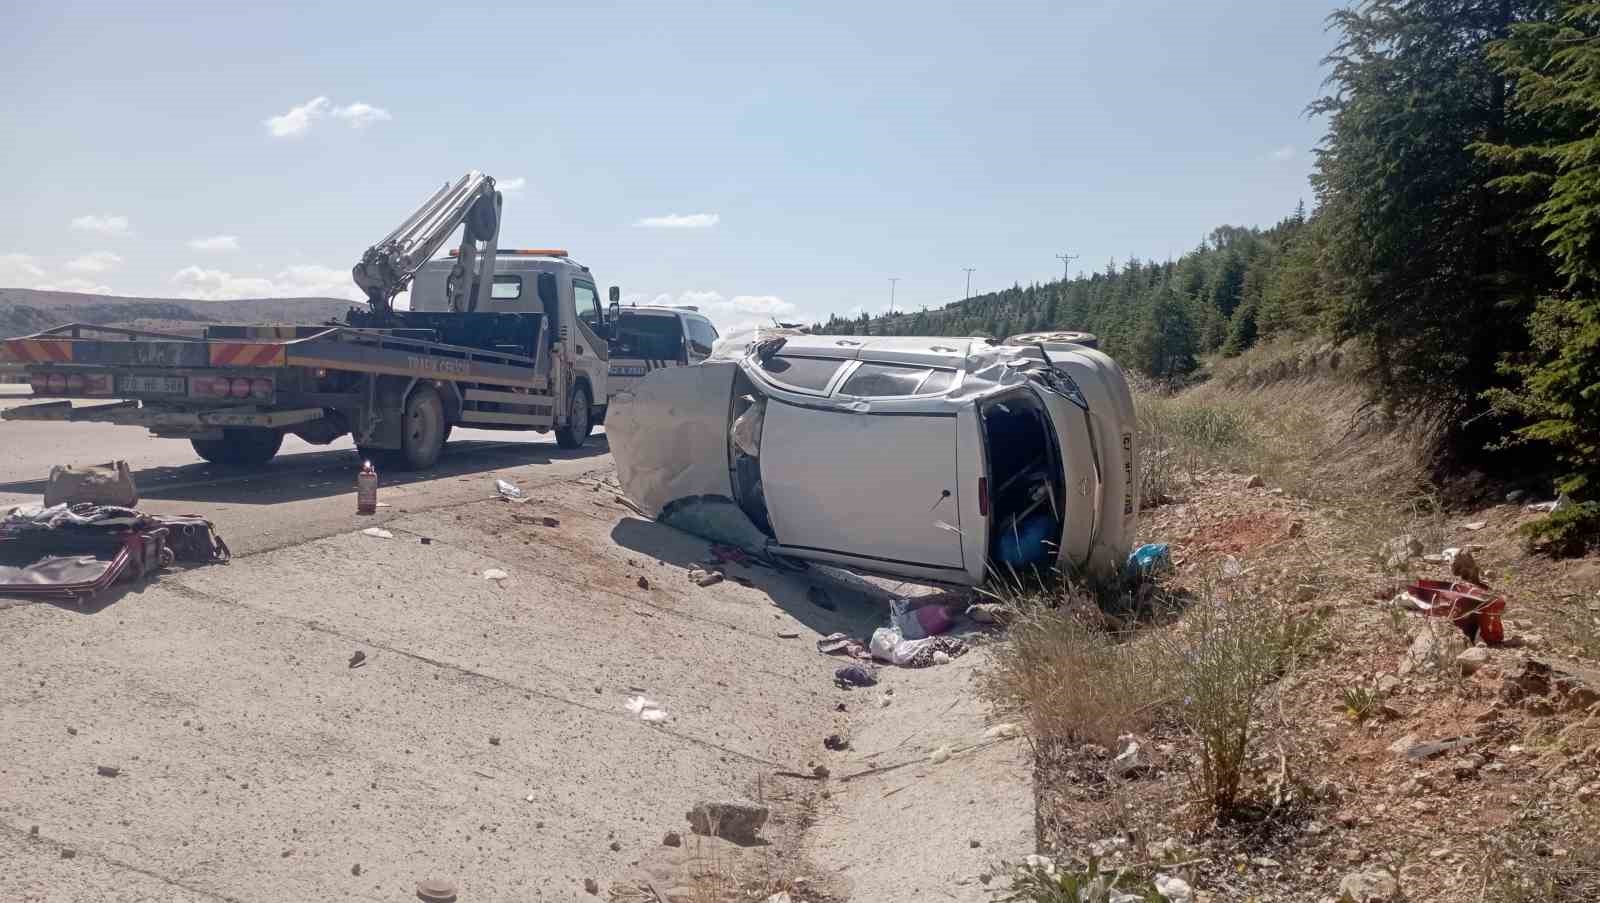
[351,170,502,315]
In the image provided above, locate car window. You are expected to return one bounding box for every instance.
[756,354,845,392]
[574,282,602,329]
[919,369,956,395]
[838,362,959,397]
[491,275,522,301]
[686,317,718,356]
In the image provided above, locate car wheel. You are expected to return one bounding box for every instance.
[191,428,283,467]
[397,385,447,469]
[555,383,592,450]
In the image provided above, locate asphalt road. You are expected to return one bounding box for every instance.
[0,387,1030,902]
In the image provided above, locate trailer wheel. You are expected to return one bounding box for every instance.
[191,428,283,468]
[397,384,447,470]
[555,383,592,450]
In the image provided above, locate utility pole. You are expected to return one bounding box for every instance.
[963,267,976,300]
[1055,252,1079,282]
[888,277,899,315]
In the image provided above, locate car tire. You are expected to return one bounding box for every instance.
[191,428,283,468]
[555,383,592,450]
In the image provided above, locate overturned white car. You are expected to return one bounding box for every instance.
[606,333,1139,586]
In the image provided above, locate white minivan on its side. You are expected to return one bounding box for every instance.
[606,332,1139,586]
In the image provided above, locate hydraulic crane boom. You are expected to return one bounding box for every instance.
[351,170,502,314]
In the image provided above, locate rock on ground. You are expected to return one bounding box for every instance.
[686,799,769,844]
[1338,868,1399,902]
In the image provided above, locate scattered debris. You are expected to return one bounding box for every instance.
[583,878,599,896]
[1154,874,1193,903]
[348,650,367,669]
[812,763,830,778]
[60,847,76,860]
[929,745,952,764]
[416,877,458,902]
[1245,474,1265,489]
[932,650,952,665]
[870,626,969,668]
[1445,547,1482,584]
[361,527,393,539]
[662,830,682,847]
[686,799,769,844]
[1110,737,1146,778]
[95,765,120,778]
[890,597,953,639]
[482,568,509,584]
[1407,579,1505,644]
[608,840,621,852]
[356,460,378,514]
[986,722,1023,740]
[817,632,872,660]
[351,863,361,877]
[1462,521,1487,531]
[494,479,526,502]
[834,664,878,688]
[1221,555,1244,579]
[419,536,432,545]
[636,576,650,590]
[823,734,850,751]
[965,602,1013,625]
[1337,868,1399,902]
[1505,489,1526,504]
[776,630,800,639]
[0,504,230,603]
[1455,646,1489,676]
[687,567,723,587]
[488,736,501,746]
[625,696,669,723]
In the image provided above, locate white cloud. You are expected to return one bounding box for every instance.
[497,176,527,195]
[634,213,720,229]
[264,97,330,137]
[188,235,240,251]
[171,263,363,301]
[1269,145,1296,161]
[331,102,391,128]
[36,278,113,295]
[265,97,391,137]
[70,214,131,235]
[0,253,47,284]
[636,289,800,334]
[65,251,123,273]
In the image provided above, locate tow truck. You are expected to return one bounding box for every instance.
[1,172,615,468]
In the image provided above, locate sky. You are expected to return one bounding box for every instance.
[0,0,1336,334]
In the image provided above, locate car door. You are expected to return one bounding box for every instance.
[756,360,966,575]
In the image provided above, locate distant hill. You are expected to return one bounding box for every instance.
[0,288,363,339]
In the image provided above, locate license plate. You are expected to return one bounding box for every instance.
[117,375,187,395]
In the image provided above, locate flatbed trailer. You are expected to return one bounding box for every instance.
[0,312,593,469]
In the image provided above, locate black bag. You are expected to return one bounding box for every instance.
[147,515,230,563]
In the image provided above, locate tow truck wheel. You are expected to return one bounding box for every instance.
[555,383,592,450]
[191,428,283,467]
[397,384,447,470]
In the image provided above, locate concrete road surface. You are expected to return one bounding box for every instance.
[0,388,1032,902]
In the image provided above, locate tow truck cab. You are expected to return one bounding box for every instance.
[407,249,613,414]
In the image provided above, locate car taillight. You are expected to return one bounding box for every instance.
[249,378,272,399]
[978,477,989,517]
[229,377,251,399]
[28,373,48,393]
[47,373,67,394]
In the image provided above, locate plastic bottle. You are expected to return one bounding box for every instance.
[356,460,378,515]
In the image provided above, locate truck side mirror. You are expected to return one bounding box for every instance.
[608,286,620,303]
[608,300,621,322]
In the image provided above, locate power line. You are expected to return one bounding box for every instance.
[963,267,976,300]
[1055,252,1079,282]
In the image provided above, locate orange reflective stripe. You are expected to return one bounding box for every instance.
[208,343,286,367]
[0,339,74,363]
